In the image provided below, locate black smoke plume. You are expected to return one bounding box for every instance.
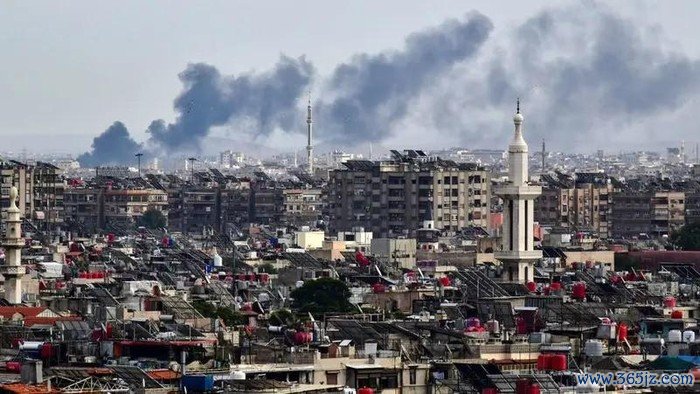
[318,12,493,145]
[78,56,313,166]
[147,55,314,153]
[79,4,700,166]
[77,122,143,167]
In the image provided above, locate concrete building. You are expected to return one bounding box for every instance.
[536,172,615,238]
[219,150,245,168]
[611,190,685,238]
[295,230,325,250]
[337,227,373,252]
[493,102,541,283]
[251,182,284,225]
[371,238,417,269]
[282,188,323,227]
[329,150,490,237]
[64,179,167,232]
[0,161,66,229]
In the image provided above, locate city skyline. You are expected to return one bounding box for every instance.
[2,1,700,161]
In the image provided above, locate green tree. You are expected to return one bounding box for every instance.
[193,300,217,318]
[672,222,700,250]
[258,262,278,274]
[139,209,167,229]
[269,309,297,326]
[290,278,353,314]
[216,307,245,326]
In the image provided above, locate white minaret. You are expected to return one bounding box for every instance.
[306,94,314,174]
[494,100,542,283]
[1,186,26,304]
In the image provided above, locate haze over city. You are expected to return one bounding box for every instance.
[4,2,700,393]
[2,1,700,162]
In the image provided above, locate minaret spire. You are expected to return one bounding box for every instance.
[493,100,542,284]
[516,97,520,114]
[306,91,314,175]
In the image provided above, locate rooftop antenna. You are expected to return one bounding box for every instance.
[135,153,143,177]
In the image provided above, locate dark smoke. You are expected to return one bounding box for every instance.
[77,122,143,167]
[147,55,314,153]
[79,4,700,166]
[318,12,493,145]
[428,5,700,150]
[78,56,313,166]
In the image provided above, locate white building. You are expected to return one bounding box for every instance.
[493,102,542,283]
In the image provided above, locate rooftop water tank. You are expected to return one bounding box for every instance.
[232,371,246,381]
[668,329,682,343]
[584,340,603,357]
[683,330,696,343]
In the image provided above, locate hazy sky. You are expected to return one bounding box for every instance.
[1,1,700,157]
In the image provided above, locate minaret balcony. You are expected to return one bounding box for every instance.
[0,265,25,277]
[494,250,543,261]
[2,239,25,248]
[494,184,542,198]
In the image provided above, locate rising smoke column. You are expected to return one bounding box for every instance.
[77,121,143,167]
[147,55,314,153]
[78,4,700,165]
[318,11,493,145]
[421,4,700,150]
[77,56,313,166]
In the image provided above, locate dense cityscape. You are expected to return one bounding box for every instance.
[5,1,700,394]
[0,100,696,393]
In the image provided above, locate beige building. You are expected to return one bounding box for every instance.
[236,343,431,393]
[295,230,325,250]
[283,188,323,227]
[0,161,66,228]
[536,172,615,238]
[64,184,168,232]
[371,238,417,269]
[329,150,490,237]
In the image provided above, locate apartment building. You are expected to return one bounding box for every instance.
[611,190,685,238]
[64,178,167,232]
[535,172,615,238]
[685,192,700,225]
[282,188,323,227]
[0,161,66,230]
[328,150,490,237]
[251,182,284,225]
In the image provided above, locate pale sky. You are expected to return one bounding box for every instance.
[1,1,699,156]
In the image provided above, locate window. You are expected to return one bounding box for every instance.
[409,367,417,385]
[326,372,338,385]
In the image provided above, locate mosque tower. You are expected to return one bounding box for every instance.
[306,94,314,174]
[1,186,25,304]
[494,101,542,283]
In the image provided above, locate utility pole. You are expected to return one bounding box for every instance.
[135,153,143,177]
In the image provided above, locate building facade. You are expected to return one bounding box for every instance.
[328,151,491,237]
[535,172,615,238]
[611,191,685,238]
[64,180,167,233]
[283,188,323,227]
